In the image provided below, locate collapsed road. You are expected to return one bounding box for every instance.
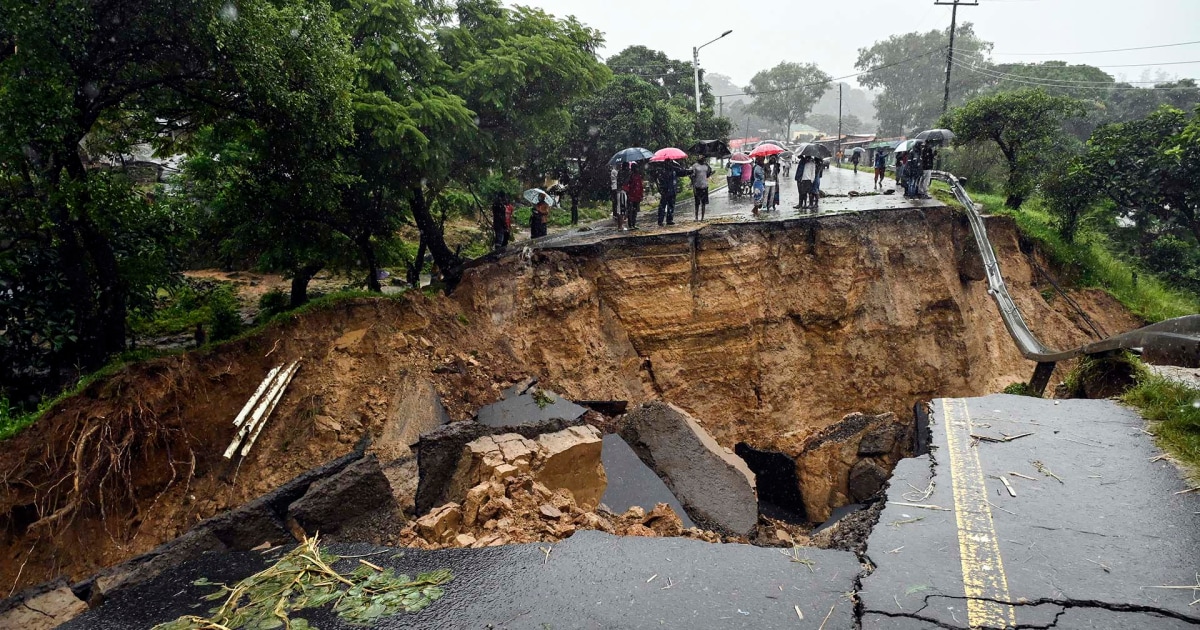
[2,167,1197,629]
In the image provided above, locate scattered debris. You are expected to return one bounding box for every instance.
[887,502,951,511]
[1008,472,1037,481]
[998,476,1017,497]
[888,516,925,527]
[818,603,836,630]
[969,431,1032,444]
[778,545,816,572]
[795,604,804,620]
[1032,460,1064,484]
[224,360,301,459]
[152,535,452,629]
[1085,559,1112,573]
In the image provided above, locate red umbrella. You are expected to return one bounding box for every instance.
[650,147,688,162]
[748,143,784,158]
[728,152,752,164]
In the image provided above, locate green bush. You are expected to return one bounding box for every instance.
[257,289,291,324]
[1002,382,1038,397]
[209,285,243,341]
[1123,373,1200,480]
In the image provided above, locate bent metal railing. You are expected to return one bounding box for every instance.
[933,171,1200,391]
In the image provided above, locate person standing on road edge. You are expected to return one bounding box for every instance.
[751,158,765,215]
[611,163,625,231]
[873,151,887,189]
[491,192,509,250]
[811,157,825,208]
[793,155,814,210]
[850,150,861,173]
[764,155,780,211]
[656,160,689,226]
[531,193,550,238]
[624,162,644,229]
[919,143,936,199]
[690,157,712,221]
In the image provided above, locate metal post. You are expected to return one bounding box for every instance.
[936,1,977,114]
[718,95,724,119]
[693,46,702,114]
[836,83,842,164]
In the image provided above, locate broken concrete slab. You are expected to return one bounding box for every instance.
[66,530,862,630]
[287,455,397,536]
[413,416,585,514]
[475,380,586,427]
[599,434,695,528]
[376,376,450,460]
[621,402,757,535]
[0,581,89,630]
[446,425,606,510]
[795,411,912,522]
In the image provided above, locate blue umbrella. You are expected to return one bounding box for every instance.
[608,147,653,166]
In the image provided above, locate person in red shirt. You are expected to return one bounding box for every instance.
[622,162,645,229]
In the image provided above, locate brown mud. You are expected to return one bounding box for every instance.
[0,207,1141,592]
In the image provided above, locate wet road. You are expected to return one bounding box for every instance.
[534,165,941,250]
[66,530,860,630]
[861,395,1200,629]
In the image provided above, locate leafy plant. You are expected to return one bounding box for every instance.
[1002,382,1038,397]
[154,536,453,630]
[532,389,554,409]
[1123,373,1200,480]
[208,285,244,342]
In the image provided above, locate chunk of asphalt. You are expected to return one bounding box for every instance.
[599,434,695,528]
[475,382,587,428]
[621,402,758,536]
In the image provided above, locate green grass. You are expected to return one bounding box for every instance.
[1123,372,1200,481]
[971,194,1199,322]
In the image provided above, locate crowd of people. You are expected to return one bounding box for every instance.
[487,136,941,250]
[608,158,713,231]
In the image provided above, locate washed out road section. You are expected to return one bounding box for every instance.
[861,394,1200,629]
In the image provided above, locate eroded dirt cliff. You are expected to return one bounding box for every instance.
[0,206,1141,591]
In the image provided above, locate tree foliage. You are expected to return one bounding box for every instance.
[856,24,993,136]
[942,88,1085,208]
[0,0,355,401]
[743,62,831,137]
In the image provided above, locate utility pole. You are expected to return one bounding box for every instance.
[693,30,733,114]
[936,0,978,115]
[836,83,842,164]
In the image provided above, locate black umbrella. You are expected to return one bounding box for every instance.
[915,129,955,145]
[608,147,653,166]
[687,139,732,159]
[850,147,865,155]
[793,142,833,158]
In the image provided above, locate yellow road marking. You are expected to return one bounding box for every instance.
[943,398,1017,629]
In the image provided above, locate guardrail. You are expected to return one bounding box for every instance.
[933,171,1200,393]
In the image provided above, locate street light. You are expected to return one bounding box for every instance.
[693,29,732,114]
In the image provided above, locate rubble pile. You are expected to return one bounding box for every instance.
[391,472,725,550]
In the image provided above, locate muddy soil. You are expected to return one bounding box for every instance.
[0,207,1141,592]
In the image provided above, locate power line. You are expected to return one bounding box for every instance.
[950,58,1200,90]
[936,0,979,114]
[990,39,1200,57]
[716,46,949,99]
[957,49,1200,69]
[949,57,1193,84]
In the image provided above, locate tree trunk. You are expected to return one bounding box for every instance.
[62,149,127,366]
[409,186,463,290]
[289,263,323,307]
[407,234,427,288]
[359,236,381,292]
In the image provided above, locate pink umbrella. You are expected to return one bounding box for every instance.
[728,152,752,164]
[748,143,784,158]
[650,147,688,162]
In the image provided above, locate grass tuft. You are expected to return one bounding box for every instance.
[1123,372,1200,481]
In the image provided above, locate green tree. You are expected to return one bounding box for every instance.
[0,0,354,400]
[744,62,831,139]
[942,88,1085,209]
[806,113,866,135]
[856,24,993,136]
[1081,105,1200,244]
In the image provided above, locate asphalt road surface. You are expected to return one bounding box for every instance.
[861,395,1200,629]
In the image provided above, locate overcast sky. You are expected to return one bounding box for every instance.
[511,0,1200,89]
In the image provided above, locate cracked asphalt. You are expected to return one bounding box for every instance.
[59,395,1200,629]
[861,395,1200,629]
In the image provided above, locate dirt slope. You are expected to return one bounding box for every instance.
[0,207,1140,592]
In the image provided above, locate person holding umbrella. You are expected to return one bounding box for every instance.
[811,156,826,208]
[690,157,713,221]
[919,142,936,199]
[793,155,814,210]
[610,163,624,231]
[491,192,510,250]
[850,149,861,174]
